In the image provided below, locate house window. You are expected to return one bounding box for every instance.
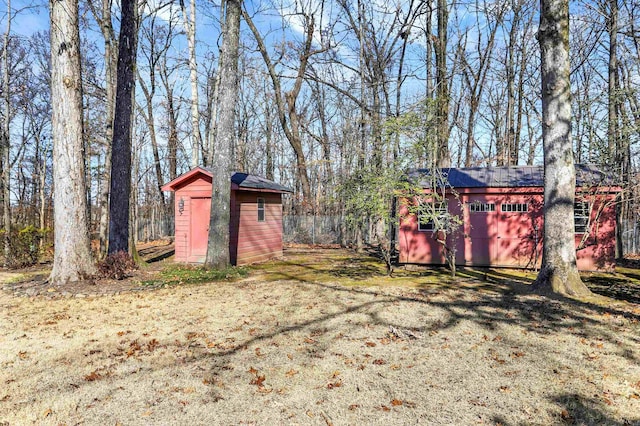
[469,202,495,213]
[257,198,265,222]
[574,202,589,234]
[501,203,528,212]
[418,202,448,231]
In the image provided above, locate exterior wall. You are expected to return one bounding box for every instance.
[173,174,214,263]
[168,171,285,266]
[230,191,284,265]
[399,187,618,271]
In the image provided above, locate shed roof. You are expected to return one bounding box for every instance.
[408,164,617,189]
[161,166,293,193]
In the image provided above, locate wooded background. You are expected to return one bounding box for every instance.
[1,0,639,262]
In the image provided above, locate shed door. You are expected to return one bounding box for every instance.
[190,197,211,262]
[467,209,497,266]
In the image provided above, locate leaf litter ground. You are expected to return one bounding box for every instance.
[1,247,639,425]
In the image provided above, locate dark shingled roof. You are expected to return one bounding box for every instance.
[409,164,615,188]
[201,168,292,193]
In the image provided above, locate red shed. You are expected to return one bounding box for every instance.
[399,165,620,271]
[161,167,292,265]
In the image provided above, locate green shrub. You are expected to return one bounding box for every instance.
[0,226,50,268]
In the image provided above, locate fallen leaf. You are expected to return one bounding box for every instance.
[327,380,342,389]
[250,375,266,387]
[348,404,359,411]
[248,367,258,375]
[373,359,386,365]
[511,351,525,358]
[84,371,103,382]
[365,341,377,347]
[560,409,574,422]
[285,369,299,377]
[391,399,403,406]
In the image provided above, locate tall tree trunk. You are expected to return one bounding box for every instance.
[108,0,138,254]
[2,0,12,265]
[49,0,96,283]
[87,0,117,258]
[435,0,450,167]
[205,0,241,268]
[180,0,203,168]
[608,0,618,166]
[533,0,590,297]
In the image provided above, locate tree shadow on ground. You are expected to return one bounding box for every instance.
[582,270,640,305]
[191,248,640,422]
[493,393,636,426]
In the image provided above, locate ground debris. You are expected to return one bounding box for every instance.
[388,325,422,340]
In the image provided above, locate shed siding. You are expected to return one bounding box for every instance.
[399,188,617,271]
[231,192,283,265]
[164,169,288,266]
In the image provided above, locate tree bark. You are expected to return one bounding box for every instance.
[180,0,203,168]
[435,0,450,167]
[49,0,96,283]
[205,0,241,268]
[2,0,12,265]
[108,0,138,254]
[532,0,590,297]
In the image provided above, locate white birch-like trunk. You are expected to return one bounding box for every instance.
[181,0,203,168]
[534,0,590,297]
[49,0,96,283]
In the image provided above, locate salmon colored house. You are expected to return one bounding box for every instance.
[162,167,292,265]
[399,165,620,271]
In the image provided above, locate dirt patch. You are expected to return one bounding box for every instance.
[1,248,639,425]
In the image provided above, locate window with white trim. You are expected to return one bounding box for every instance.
[418,202,448,231]
[257,197,265,222]
[469,202,495,213]
[574,201,589,234]
[501,203,528,212]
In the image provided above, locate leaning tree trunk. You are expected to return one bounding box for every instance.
[532,0,590,297]
[205,0,241,268]
[108,0,138,255]
[49,0,96,283]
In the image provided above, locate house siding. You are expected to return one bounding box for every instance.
[399,187,618,271]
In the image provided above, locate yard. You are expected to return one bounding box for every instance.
[1,247,639,425]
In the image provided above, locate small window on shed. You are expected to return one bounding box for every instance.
[501,203,528,212]
[418,202,448,232]
[469,202,495,213]
[257,198,265,222]
[574,201,589,234]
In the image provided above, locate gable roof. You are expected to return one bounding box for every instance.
[408,164,617,189]
[161,166,293,193]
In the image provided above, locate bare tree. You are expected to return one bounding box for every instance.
[180,0,203,167]
[533,0,590,297]
[108,0,138,254]
[205,0,241,268]
[49,0,96,283]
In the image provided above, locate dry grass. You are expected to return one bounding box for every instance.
[1,248,639,425]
